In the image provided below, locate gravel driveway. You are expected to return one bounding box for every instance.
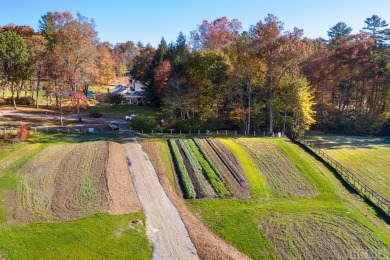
[123,138,198,260]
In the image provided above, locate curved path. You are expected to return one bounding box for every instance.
[122,137,198,260]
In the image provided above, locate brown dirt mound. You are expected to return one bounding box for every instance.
[141,139,250,260]
[260,212,388,259]
[107,141,141,214]
[12,141,140,223]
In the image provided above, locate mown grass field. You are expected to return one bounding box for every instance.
[305,135,390,202]
[0,133,152,259]
[155,137,390,259]
[89,103,161,120]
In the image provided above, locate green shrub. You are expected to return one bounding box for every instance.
[108,94,122,106]
[5,96,35,106]
[168,139,196,199]
[175,118,202,131]
[130,116,159,132]
[89,109,102,118]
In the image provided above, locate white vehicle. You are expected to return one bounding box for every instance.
[125,114,136,121]
[109,121,120,130]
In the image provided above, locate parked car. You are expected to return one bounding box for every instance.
[109,121,120,130]
[125,114,136,121]
[86,91,95,100]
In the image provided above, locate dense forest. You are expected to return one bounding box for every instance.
[1,12,389,136]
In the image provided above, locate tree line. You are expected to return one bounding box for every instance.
[0,11,135,124]
[131,14,390,136]
[1,12,389,135]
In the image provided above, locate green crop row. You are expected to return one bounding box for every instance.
[206,138,245,183]
[168,139,196,199]
[179,139,215,197]
[187,139,230,198]
[179,139,202,174]
[193,138,223,181]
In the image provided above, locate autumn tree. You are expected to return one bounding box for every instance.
[190,17,242,51]
[153,60,172,93]
[0,31,28,109]
[39,11,97,122]
[94,43,116,86]
[186,49,230,121]
[130,44,156,83]
[162,75,198,121]
[227,35,265,133]
[26,34,47,108]
[277,77,316,137]
[113,41,136,76]
[250,14,307,134]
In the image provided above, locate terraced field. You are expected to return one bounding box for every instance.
[183,137,390,259]
[195,138,250,199]
[167,138,250,199]
[14,141,141,222]
[306,135,390,202]
[235,138,319,197]
[0,134,152,259]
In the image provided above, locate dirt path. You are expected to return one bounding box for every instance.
[122,138,198,260]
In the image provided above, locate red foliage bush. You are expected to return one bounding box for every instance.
[17,125,31,141]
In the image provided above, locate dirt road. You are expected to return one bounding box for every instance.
[123,138,198,260]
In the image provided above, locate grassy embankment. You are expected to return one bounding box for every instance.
[0,133,152,259]
[305,134,390,202]
[175,137,390,259]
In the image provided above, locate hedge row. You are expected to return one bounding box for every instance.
[168,139,196,199]
[187,139,230,198]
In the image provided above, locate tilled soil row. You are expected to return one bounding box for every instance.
[11,141,141,223]
[196,138,251,199]
[237,139,318,197]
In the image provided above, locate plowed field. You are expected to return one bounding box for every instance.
[13,141,140,222]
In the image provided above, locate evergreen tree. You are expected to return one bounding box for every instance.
[327,22,352,41]
[362,15,389,47]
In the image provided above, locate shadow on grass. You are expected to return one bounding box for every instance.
[305,134,390,150]
[292,138,390,224]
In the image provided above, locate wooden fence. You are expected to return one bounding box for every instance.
[0,126,109,136]
[295,137,390,218]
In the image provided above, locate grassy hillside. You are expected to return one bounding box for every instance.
[305,135,390,202]
[0,133,152,259]
[146,137,390,259]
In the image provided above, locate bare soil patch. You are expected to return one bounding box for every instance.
[141,139,250,260]
[260,212,388,259]
[140,140,183,198]
[107,141,141,214]
[237,139,318,197]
